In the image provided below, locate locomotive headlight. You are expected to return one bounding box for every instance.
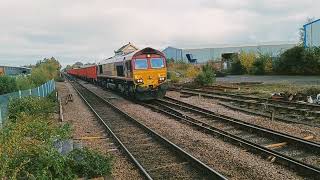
[135,78,143,83]
[159,77,166,81]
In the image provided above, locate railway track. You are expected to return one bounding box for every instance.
[143,97,320,179]
[67,78,227,179]
[179,88,320,126]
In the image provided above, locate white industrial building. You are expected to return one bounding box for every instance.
[304,19,320,47]
[163,43,296,65]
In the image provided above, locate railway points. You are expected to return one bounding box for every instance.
[142,97,320,178]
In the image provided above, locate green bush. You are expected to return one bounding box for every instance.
[274,46,320,75]
[16,76,35,90]
[8,96,56,121]
[229,54,246,75]
[168,71,180,83]
[0,76,17,95]
[67,148,113,178]
[195,63,216,86]
[0,114,73,179]
[1,96,113,179]
[251,53,273,75]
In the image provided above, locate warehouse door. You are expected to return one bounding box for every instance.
[222,53,237,70]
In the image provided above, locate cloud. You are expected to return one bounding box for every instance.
[0,0,318,67]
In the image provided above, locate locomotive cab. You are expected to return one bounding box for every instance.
[131,49,168,100]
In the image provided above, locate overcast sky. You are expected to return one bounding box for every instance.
[0,0,318,67]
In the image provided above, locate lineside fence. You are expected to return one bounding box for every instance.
[0,79,55,124]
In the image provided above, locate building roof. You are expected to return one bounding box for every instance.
[163,42,297,51]
[303,18,320,27]
[114,42,139,54]
[0,65,31,70]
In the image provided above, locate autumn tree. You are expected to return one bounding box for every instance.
[239,51,256,74]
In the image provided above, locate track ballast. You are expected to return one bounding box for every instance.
[69,78,226,180]
[143,97,320,179]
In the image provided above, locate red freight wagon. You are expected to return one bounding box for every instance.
[67,65,97,82]
[85,66,97,79]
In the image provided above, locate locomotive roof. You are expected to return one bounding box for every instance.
[98,47,164,65]
[98,50,139,65]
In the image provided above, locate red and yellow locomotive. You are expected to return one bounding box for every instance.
[67,46,167,100]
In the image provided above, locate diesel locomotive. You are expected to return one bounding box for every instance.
[67,45,167,100]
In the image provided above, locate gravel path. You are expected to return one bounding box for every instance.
[166,91,320,143]
[79,81,302,180]
[56,82,143,180]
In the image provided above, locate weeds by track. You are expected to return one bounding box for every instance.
[143,97,320,179]
[67,77,227,180]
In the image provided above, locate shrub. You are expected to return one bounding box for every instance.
[195,63,216,86]
[0,76,17,95]
[251,53,273,75]
[185,66,200,79]
[16,76,35,90]
[273,46,320,75]
[229,54,246,75]
[0,114,73,179]
[8,96,56,121]
[301,47,320,74]
[1,96,112,179]
[55,75,64,82]
[168,71,180,83]
[239,51,256,74]
[67,148,113,178]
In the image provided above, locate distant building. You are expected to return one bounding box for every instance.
[114,42,139,56]
[163,43,296,69]
[0,66,31,76]
[304,19,320,47]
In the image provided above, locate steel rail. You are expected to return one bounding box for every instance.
[66,75,153,179]
[179,89,320,127]
[181,88,320,110]
[162,96,320,151]
[143,99,320,179]
[67,76,227,180]
[181,89,318,116]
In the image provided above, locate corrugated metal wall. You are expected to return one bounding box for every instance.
[163,44,296,63]
[304,19,320,47]
[162,47,183,60]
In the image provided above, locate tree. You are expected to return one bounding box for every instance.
[299,17,315,44]
[239,51,256,74]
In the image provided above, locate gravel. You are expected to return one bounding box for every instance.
[79,81,302,180]
[166,91,320,143]
[56,82,143,180]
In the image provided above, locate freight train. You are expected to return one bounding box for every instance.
[67,47,167,100]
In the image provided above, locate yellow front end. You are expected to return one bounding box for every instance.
[133,68,167,89]
[132,68,167,100]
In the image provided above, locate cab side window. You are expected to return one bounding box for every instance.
[116,65,124,77]
[126,61,132,72]
[99,65,103,74]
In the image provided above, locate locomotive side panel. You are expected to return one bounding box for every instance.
[101,63,115,76]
